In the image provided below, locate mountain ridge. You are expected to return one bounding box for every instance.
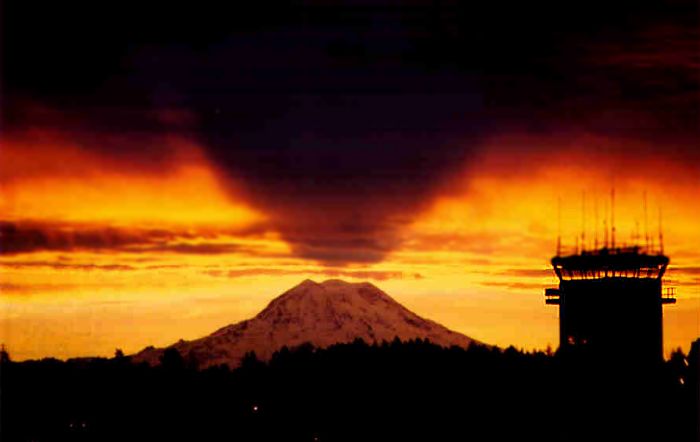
[132,279,480,368]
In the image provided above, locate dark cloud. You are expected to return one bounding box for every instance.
[0,221,170,255]
[672,266,700,275]
[0,221,270,256]
[480,281,546,291]
[132,242,253,255]
[3,0,698,263]
[0,261,136,271]
[143,264,187,270]
[204,267,422,281]
[501,269,555,278]
[405,231,554,258]
[0,281,133,295]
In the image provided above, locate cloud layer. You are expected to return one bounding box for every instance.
[3,0,698,264]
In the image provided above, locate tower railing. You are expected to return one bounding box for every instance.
[555,244,666,258]
[661,287,676,304]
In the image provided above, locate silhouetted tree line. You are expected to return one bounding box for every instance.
[1,339,697,441]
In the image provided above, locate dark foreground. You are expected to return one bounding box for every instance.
[1,339,698,441]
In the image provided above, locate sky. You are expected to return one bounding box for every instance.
[1,0,699,360]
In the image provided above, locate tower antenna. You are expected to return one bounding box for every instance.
[611,187,616,250]
[581,191,586,252]
[603,197,609,249]
[557,196,562,256]
[594,197,599,250]
[644,191,649,252]
[658,205,664,255]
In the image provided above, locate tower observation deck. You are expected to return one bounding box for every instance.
[545,245,675,362]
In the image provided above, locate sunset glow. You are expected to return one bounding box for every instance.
[1,136,263,226]
[2,0,698,364]
[2,129,698,361]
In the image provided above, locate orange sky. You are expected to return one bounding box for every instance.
[1,132,699,360]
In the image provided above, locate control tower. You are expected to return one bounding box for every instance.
[545,245,676,362]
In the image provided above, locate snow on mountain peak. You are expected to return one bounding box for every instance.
[133,279,479,368]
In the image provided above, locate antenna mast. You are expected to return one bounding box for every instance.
[644,191,649,252]
[611,188,616,250]
[658,205,664,255]
[557,196,562,256]
[594,197,599,250]
[603,198,609,248]
[581,191,586,252]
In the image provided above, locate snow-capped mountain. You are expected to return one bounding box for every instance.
[133,279,479,368]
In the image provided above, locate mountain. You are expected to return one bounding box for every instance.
[132,279,479,368]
